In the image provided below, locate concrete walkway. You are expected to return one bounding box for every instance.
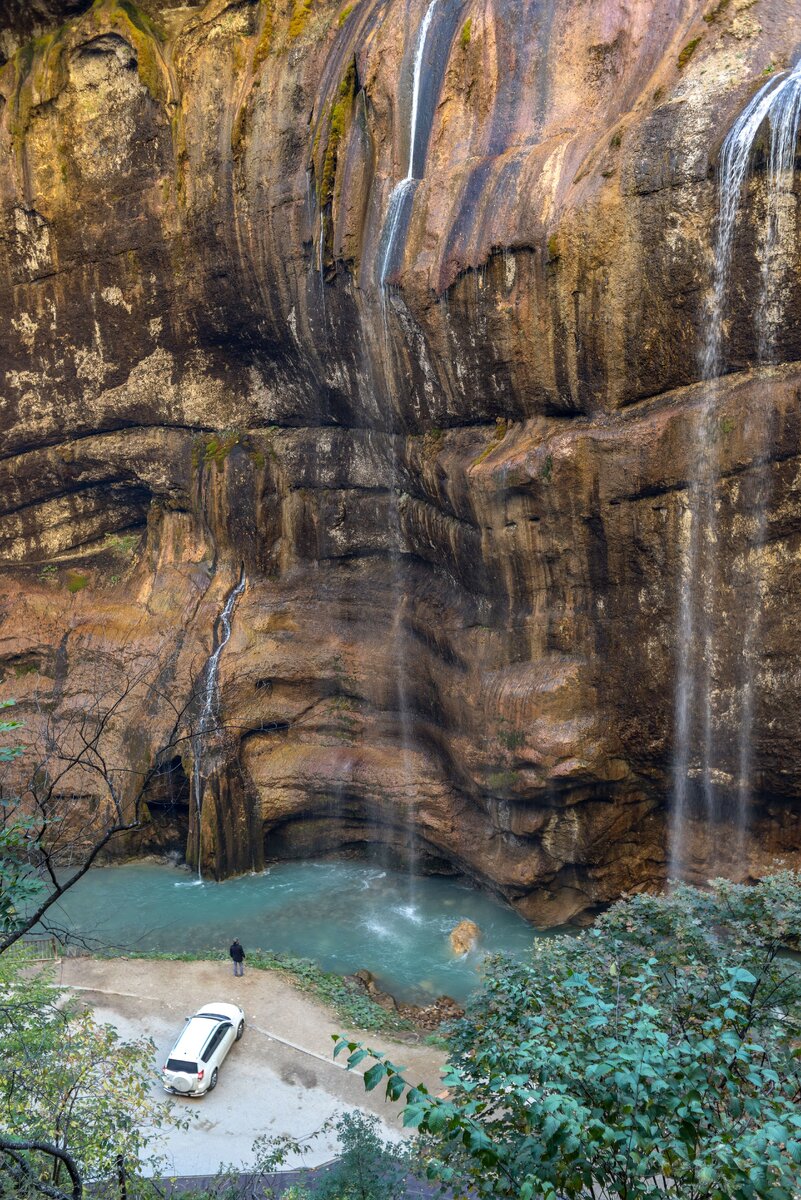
[58,958,447,1177]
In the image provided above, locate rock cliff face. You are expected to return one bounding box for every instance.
[2,0,801,923]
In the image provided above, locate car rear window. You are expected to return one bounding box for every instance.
[166,1058,197,1073]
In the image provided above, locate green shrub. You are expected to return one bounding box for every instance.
[314,1111,412,1200]
[341,873,801,1199]
[498,726,524,751]
[703,0,731,23]
[192,430,246,473]
[422,427,444,461]
[471,418,508,467]
[0,952,187,1196]
[487,769,518,790]
[37,563,58,584]
[460,17,472,48]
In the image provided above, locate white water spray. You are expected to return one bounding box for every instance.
[192,568,246,880]
[670,60,801,877]
[378,0,440,286]
[375,0,445,898]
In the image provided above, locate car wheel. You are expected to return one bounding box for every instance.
[236,1020,244,1041]
[208,1068,218,1091]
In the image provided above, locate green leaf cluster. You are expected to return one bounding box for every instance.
[0,952,187,1195]
[313,1110,411,1200]
[341,873,801,1199]
[0,703,43,934]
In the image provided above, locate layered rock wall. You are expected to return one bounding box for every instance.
[2,0,801,921]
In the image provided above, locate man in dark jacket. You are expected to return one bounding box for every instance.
[229,938,245,977]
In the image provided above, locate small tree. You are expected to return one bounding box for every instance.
[0,701,45,932]
[0,949,186,1200]
[338,873,801,1200]
[314,1111,411,1200]
[0,651,203,954]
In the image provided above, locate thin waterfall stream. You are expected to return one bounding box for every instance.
[373,0,448,887]
[191,568,247,881]
[670,60,801,877]
[377,0,441,287]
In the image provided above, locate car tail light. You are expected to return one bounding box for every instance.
[197,1069,204,1080]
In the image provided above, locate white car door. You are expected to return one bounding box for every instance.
[215,1022,236,1066]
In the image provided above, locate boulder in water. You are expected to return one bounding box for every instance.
[449,919,480,955]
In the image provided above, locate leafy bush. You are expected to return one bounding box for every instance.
[340,873,801,1199]
[0,954,186,1196]
[314,1111,411,1200]
[0,703,43,933]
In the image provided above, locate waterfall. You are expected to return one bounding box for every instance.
[373,0,448,895]
[378,0,440,286]
[191,568,247,881]
[389,465,418,897]
[670,60,801,878]
[759,72,801,358]
[407,0,439,178]
[702,64,801,381]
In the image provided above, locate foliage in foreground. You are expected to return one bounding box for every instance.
[0,701,44,934]
[0,948,186,1200]
[295,1110,411,1200]
[149,1111,414,1200]
[339,872,801,1200]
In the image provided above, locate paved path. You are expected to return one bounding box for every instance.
[58,958,446,1177]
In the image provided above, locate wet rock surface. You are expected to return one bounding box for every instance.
[2,0,801,923]
[449,919,480,955]
[346,968,464,1031]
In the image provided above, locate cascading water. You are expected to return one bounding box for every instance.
[377,0,440,287]
[736,67,801,843]
[670,60,801,878]
[191,568,247,881]
[374,0,447,892]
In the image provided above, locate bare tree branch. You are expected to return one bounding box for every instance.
[0,1136,82,1200]
[0,646,205,955]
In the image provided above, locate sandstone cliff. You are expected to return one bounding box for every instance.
[1,0,800,923]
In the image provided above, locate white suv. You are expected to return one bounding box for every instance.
[162,1002,245,1096]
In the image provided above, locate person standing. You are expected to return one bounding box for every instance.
[229,938,245,977]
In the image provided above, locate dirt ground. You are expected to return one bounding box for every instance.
[57,957,447,1177]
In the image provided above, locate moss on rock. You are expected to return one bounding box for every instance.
[288,0,313,40]
[319,59,357,210]
[677,36,702,68]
